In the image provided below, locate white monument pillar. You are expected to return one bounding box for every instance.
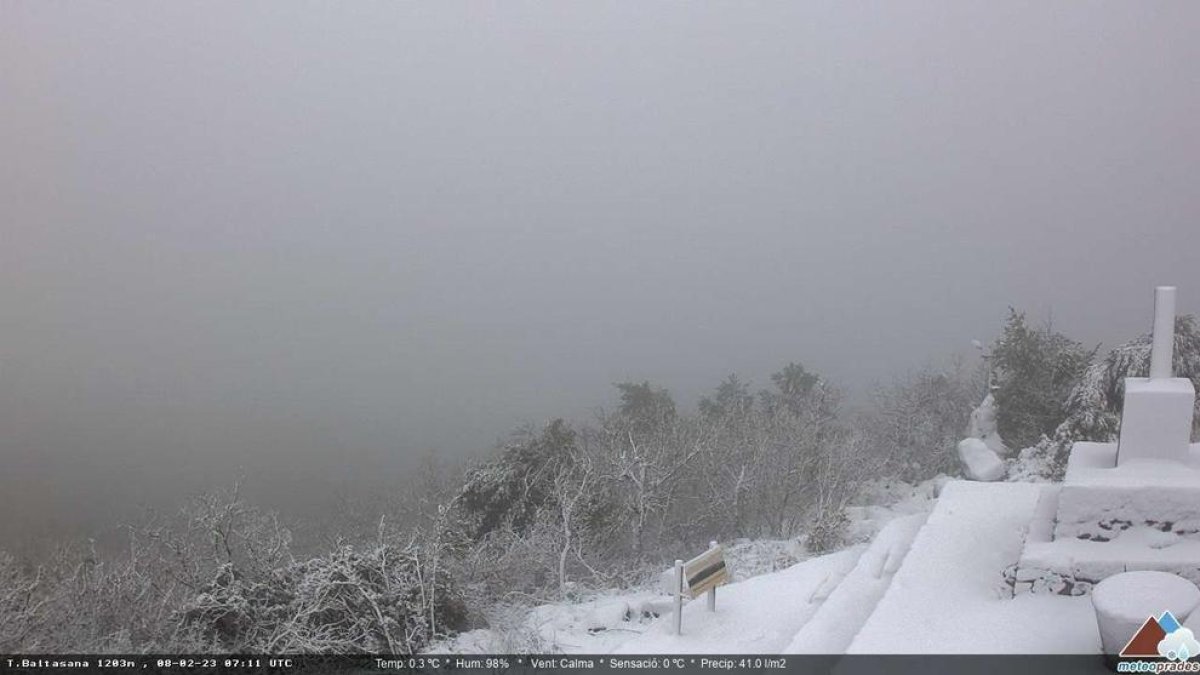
[1150,286,1176,380]
[1116,286,1195,465]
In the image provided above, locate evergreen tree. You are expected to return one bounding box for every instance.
[614,381,676,435]
[990,309,1096,450]
[699,373,754,421]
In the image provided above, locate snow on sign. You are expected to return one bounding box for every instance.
[684,545,729,598]
[669,542,729,635]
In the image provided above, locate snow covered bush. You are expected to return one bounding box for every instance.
[720,539,804,578]
[0,551,41,651]
[804,509,850,554]
[1005,439,1060,483]
[179,542,467,653]
[0,541,211,653]
[0,481,471,654]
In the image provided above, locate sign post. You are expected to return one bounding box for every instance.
[668,542,729,635]
[673,559,684,636]
[707,541,718,611]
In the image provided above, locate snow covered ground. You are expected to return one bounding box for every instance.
[612,546,864,654]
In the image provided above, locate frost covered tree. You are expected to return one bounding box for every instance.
[694,365,865,541]
[861,364,980,482]
[456,420,577,539]
[596,402,712,559]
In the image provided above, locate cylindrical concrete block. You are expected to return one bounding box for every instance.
[1150,286,1177,380]
[1092,571,1200,658]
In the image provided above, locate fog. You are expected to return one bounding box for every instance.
[2,1,1198,547]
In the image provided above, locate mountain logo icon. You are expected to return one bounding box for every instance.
[1120,611,1200,662]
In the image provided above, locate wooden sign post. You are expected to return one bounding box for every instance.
[672,541,729,635]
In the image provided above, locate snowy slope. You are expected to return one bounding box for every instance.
[610,546,865,654]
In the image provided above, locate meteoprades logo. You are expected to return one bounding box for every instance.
[1118,611,1200,672]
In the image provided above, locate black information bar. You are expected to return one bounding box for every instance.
[1,654,1113,674]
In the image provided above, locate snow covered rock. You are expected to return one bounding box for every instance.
[957,438,1005,481]
[966,393,1007,456]
[584,599,634,631]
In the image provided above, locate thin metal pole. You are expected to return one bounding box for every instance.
[674,559,684,635]
[707,541,718,612]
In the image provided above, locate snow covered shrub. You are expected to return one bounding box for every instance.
[805,509,849,554]
[1,478,478,654]
[179,542,468,653]
[721,539,804,578]
[150,482,466,653]
[0,541,210,653]
[1005,439,1060,483]
[455,523,567,605]
[0,551,40,652]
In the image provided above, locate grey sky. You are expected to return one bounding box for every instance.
[2,2,1198,544]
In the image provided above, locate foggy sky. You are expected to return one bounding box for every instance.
[2,1,1199,545]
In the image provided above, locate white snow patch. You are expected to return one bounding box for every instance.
[844,477,945,544]
[428,590,667,654]
[958,438,1005,482]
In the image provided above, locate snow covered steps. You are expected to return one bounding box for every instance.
[782,513,927,654]
[1011,443,1200,596]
